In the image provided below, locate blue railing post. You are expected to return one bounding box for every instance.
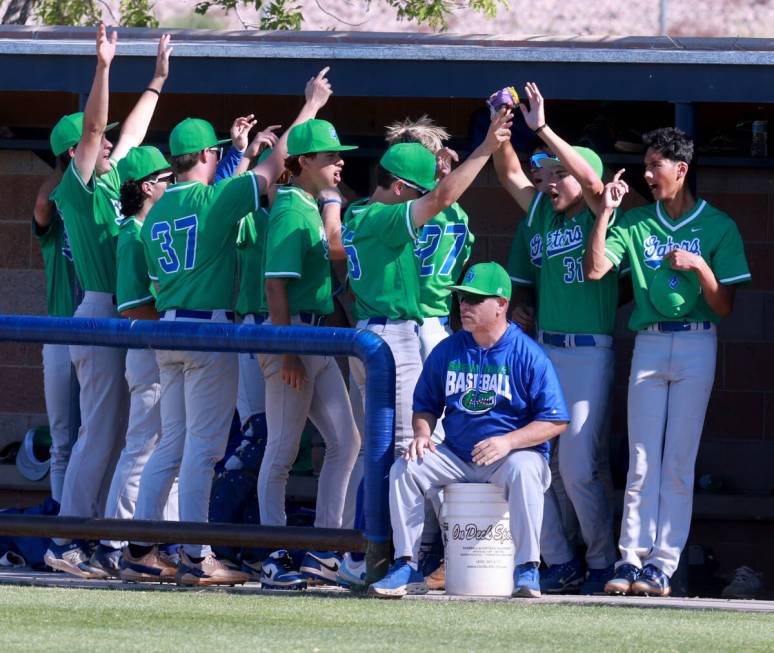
[0,315,395,579]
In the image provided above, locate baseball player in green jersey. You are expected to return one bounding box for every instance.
[384,117,475,360]
[585,128,751,597]
[44,26,173,579]
[136,72,333,587]
[258,117,361,589]
[492,83,619,594]
[33,164,76,504]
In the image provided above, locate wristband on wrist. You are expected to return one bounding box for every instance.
[145,87,161,97]
[534,124,546,134]
[320,198,342,206]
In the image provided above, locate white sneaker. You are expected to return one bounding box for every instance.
[336,553,366,588]
[721,566,763,599]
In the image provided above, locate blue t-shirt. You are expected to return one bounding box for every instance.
[214,145,243,183]
[413,323,569,462]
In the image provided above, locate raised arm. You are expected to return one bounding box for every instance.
[235,124,281,176]
[73,23,116,183]
[253,67,333,192]
[33,163,64,230]
[111,34,172,162]
[584,169,628,280]
[521,82,605,213]
[493,137,536,213]
[410,109,513,228]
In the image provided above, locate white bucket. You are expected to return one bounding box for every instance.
[441,483,515,597]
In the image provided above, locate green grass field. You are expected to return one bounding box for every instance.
[0,586,771,653]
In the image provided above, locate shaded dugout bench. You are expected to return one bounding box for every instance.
[0,27,771,585]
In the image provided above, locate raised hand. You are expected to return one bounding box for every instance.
[230,114,258,151]
[436,147,459,178]
[245,124,281,159]
[481,108,513,155]
[519,82,546,132]
[601,169,629,210]
[154,33,173,80]
[96,23,117,67]
[305,66,333,109]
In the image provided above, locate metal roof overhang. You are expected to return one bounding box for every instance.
[1,26,774,102]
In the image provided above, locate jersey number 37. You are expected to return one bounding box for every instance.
[151,215,199,275]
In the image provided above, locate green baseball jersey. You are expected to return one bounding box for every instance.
[50,159,122,293]
[33,212,76,318]
[508,192,620,335]
[141,173,261,312]
[236,207,270,316]
[116,217,155,313]
[263,186,333,315]
[605,199,751,330]
[416,202,474,317]
[343,198,423,323]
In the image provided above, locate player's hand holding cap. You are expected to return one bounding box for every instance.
[169,117,231,157]
[287,119,358,156]
[648,260,701,318]
[379,142,438,192]
[449,262,512,301]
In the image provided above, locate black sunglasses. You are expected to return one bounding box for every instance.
[456,292,490,305]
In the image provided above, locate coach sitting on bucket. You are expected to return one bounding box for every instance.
[368,262,569,599]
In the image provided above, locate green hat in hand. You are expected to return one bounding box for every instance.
[379,143,437,192]
[648,262,701,318]
[170,118,230,157]
[117,146,171,182]
[287,119,358,156]
[50,112,119,156]
[449,262,512,301]
[540,145,604,179]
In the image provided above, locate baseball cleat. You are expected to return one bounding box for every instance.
[580,564,616,595]
[425,561,446,591]
[367,559,427,599]
[240,558,265,582]
[604,563,642,595]
[44,541,108,580]
[630,564,671,597]
[175,550,249,587]
[300,550,341,584]
[539,557,584,594]
[259,550,307,590]
[513,562,542,598]
[89,544,122,578]
[119,545,177,583]
[336,553,366,588]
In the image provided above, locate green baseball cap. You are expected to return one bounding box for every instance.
[379,143,437,192]
[540,146,604,179]
[169,117,230,157]
[287,119,358,156]
[50,112,119,156]
[648,263,701,318]
[117,146,171,182]
[449,262,512,301]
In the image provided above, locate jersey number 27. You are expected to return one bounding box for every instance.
[415,223,468,277]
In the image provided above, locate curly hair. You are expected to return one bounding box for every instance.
[385,115,450,155]
[119,179,145,218]
[642,127,694,165]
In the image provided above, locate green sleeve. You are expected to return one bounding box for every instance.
[96,159,122,198]
[264,209,308,279]
[363,200,418,248]
[50,160,95,217]
[604,211,629,268]
[507,220,535,286]
[236,214,257,249]
[140,223,159,282]
[207,173,261,229]
[116,221,154,312]
[711,220,752,285]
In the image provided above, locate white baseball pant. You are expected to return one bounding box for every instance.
[101,348,179,549]
[59,291,128,521]
[257,315,360,529]
[390,444,551,564]
[350,319,423,457]
[539,339,617,569]
[236,314,266,428]
[133,310,237,558]
[42,343,75,503]
[618,327,717,577]
[418,316,452,362]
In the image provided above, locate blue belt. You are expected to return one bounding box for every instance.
[541,331,597,348]
[162,309,235,321]
[655,321,712,332]
[298,312,325,326]
[366,316,419,335]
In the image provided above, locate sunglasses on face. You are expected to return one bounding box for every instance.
[148,172,174,185]
[529,153,558,169]
[457,292,490,305]
[208,146,224,162]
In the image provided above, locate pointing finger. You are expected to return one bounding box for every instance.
[316,66,331,80]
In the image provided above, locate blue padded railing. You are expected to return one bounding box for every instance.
[0,315,395,559]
